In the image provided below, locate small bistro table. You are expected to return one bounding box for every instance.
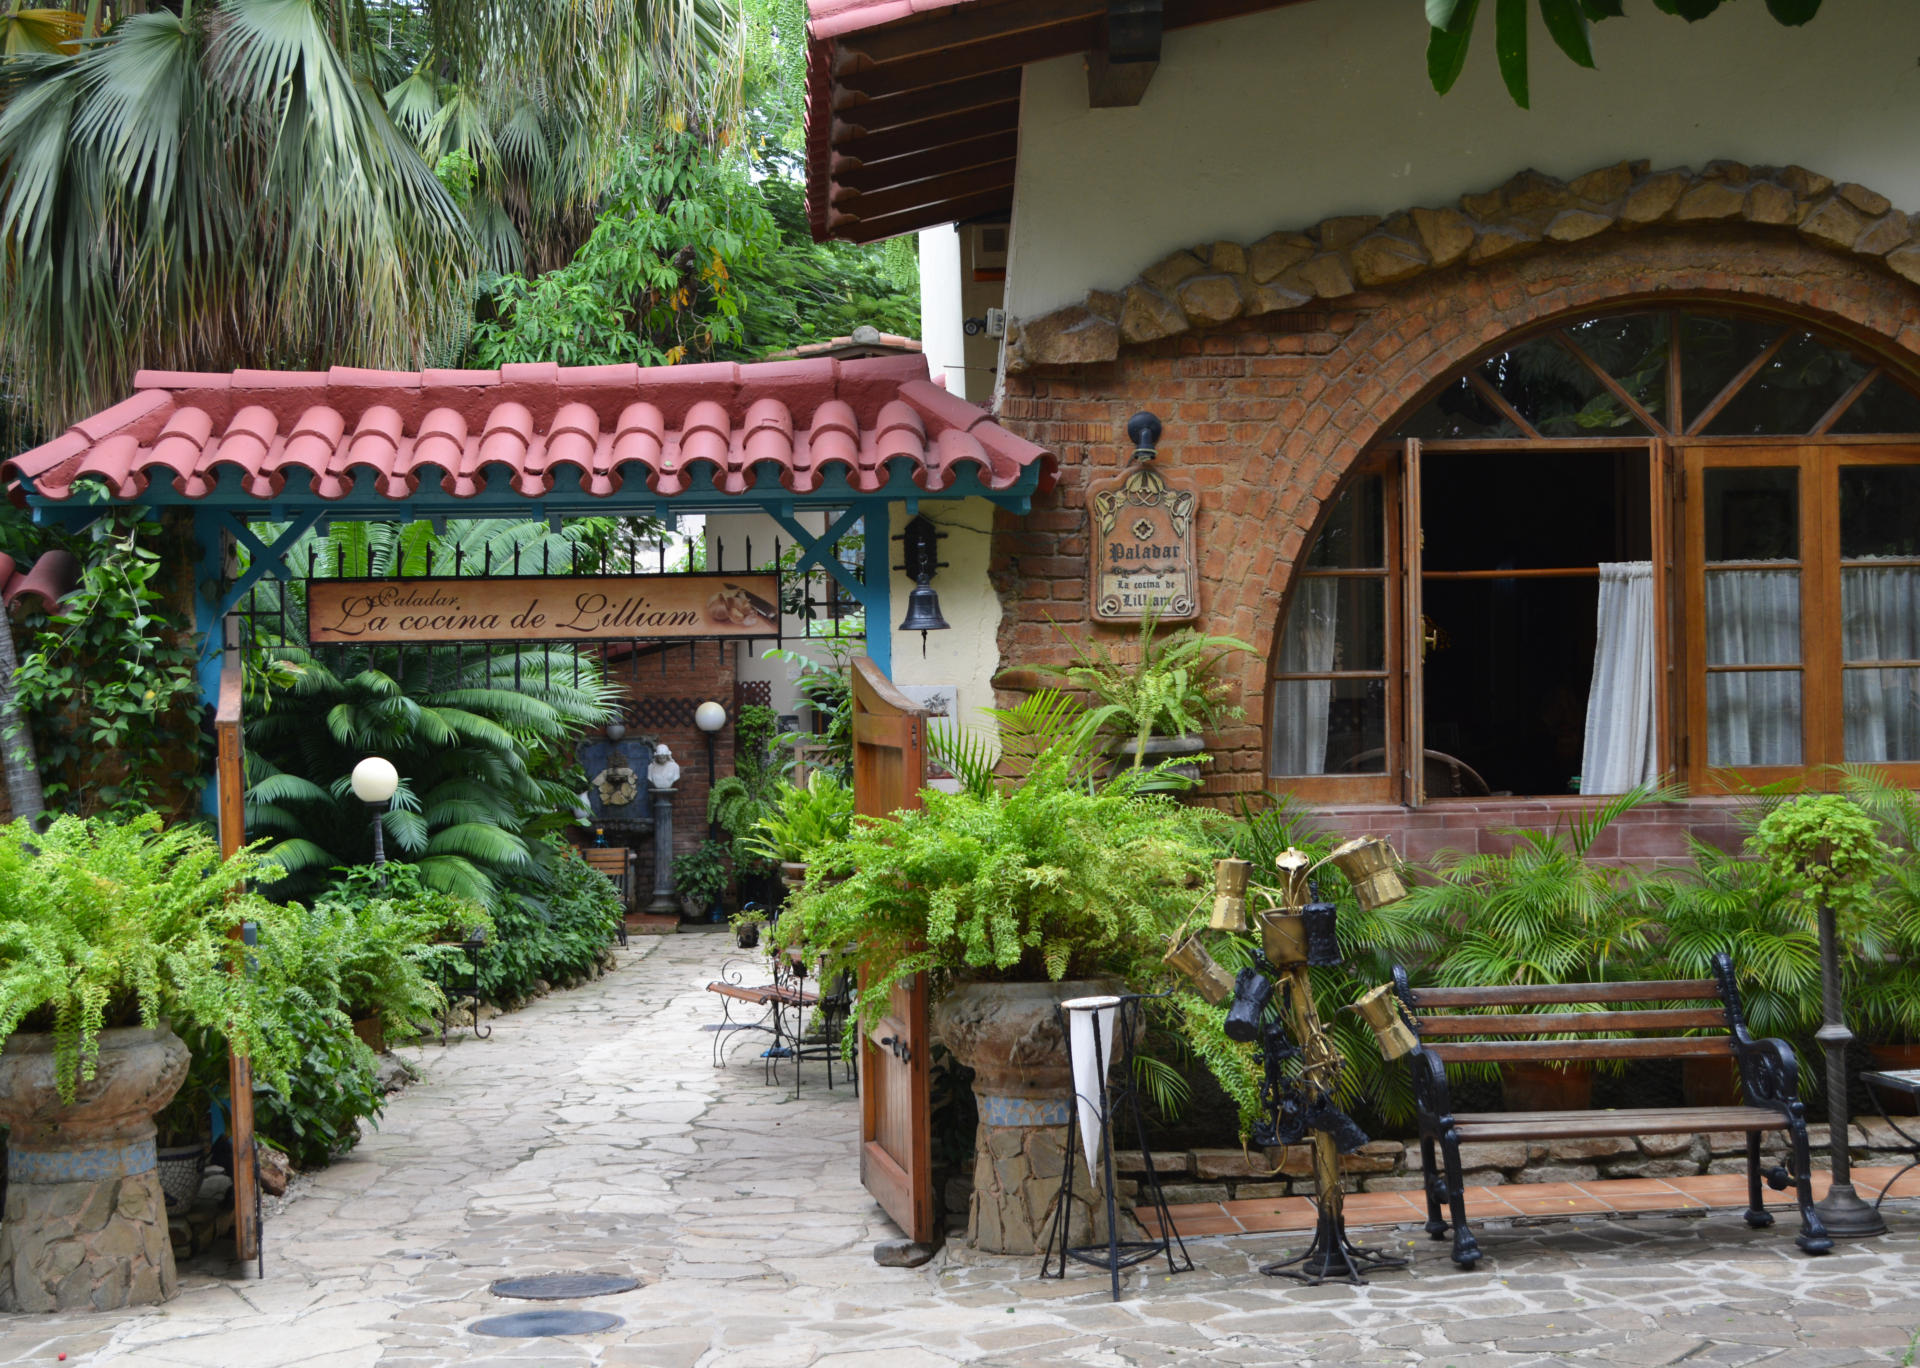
[1858,1068,1920,1208]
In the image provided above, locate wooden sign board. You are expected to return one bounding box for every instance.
[1089,463,1199,621]
[307,573,781,645]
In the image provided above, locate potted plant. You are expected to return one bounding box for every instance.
[1837,769,1920,1094]
[707,703,786,903]
[741,771,855,890]
[781,728,1222,1254]
[673,840,732,922]
[1394,789,1667,1110]
[0,815,301,1311]
[152,1023,229,1217]
[1645,839,1821,1106]
[1040,612,1252,782]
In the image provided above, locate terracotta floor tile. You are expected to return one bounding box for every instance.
[1578,1178,1686,1198]
[1461,1187,1522,1217]
[1498,1181,1583,1199]
[1234,1208,1320,1234]
[1343,1192,1422,1212]
[1505,1193,1598,1216]
[1161,1214,1244,1237]
[1219,1197,1305,1217]
[1580,1189,1707,1213]
[1161,1202,1228,1220]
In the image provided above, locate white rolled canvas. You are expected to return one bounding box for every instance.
[1061,995,1122,1178]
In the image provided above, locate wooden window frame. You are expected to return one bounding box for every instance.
[1679,441,1920,792]
[1265,305,1920,807]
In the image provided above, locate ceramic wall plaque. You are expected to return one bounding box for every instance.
[1088,463,1198,622]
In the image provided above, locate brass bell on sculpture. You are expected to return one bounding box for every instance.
[1351,982,1420,1061]
[1209,857,1250,931]
[1163,930,1235,1006]
[1273,848,1313,910]
[1326,836,1407,911]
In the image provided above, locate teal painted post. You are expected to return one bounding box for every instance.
[191,510,227,817]
[863,501,892,679]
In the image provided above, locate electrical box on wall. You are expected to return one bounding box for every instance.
[985,308,1006,337]
[971,223,1008,282]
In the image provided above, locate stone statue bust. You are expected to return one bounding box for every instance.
[647,743,681,791]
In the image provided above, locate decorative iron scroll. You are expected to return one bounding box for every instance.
[1088,464,1198,622]
[306,572,781,645]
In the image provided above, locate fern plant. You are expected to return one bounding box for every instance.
[1039,612,1252,767]
[779,743,1226,1030]
[740,771,855,865]
[0,815,304,1102]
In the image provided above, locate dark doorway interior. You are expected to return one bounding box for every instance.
[1420,449,1651,797]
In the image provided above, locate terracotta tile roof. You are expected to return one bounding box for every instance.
[0,550,80,614]
[5,355,1054,505]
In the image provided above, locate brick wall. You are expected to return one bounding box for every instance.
[991,224,1920,851]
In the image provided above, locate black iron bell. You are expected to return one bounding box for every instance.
[898,581,949,634]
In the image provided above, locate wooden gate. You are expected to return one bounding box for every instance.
[849,656,936,1245]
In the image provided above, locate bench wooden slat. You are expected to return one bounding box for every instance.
[1424,1036,1734,1063]
[706,982,819,1008]
[1409,979,1721,1008]
[1417,1008,1729,1036]
[1453,1106,1784,1140]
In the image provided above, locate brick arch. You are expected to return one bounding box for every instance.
[991,224,1920,798]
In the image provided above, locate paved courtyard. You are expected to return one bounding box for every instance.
[4,933,1920,1367]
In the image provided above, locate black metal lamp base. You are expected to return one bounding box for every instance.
[1261,1208,1410,1287]
[1814,1182,1888,1238]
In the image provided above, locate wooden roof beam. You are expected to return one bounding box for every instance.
[831,129,1021,192]
[830,103,1020,166]
[1087,0,1162,108]
[830,69,1022,132]
[841,188,1017,244]
[831,160,1018,219]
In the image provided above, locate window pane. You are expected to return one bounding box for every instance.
[1845,668,1920,762]
[1305,474,1385,569]
[1680,313,1782,427]
[1271,677,1386,776]
[1479,338,1650,437]
[1705,570,1800,665]
[1398,377,1521,441]
[1831,373,1920,436]
[1705,467,1798,561]
[1562,312,1670,428]
[1843,566,1920,663]
[1707,672,1802,767]
[1703,330,1875,436]
[1276,576,1386,673]
[1840,466,1920,559]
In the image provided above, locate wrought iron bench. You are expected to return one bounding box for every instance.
[1390,952,1831,1268]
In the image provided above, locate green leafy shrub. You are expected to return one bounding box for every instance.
[1750,792,1891,933]
[742,772,855,866]
[707,703,785,873]
[478,840,622,1004]
[0,814,304,1101]
[307,865,491,1040]
[251,1000,384,1170]
[1040,613,1253,765]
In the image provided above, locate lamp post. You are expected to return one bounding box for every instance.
[350,756,399,869]
[695,700,727,842]
[1814,894,1886,1237]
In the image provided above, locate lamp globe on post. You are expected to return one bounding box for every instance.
[350,756,400,869]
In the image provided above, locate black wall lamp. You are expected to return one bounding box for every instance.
[895,513,950,656]
[1128,410,1162,461]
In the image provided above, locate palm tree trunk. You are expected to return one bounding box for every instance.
[0,616,44,825]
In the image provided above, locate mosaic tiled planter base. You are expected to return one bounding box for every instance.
[0,1025,188,1311]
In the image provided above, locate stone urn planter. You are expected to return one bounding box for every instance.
[0,1024,189,1311]
[932,978,1145,1255]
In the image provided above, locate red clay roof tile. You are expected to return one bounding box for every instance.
[7,355,1052,505]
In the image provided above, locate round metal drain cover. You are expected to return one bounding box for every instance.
[469,1310,624,1338]
[490,1273,639,1300]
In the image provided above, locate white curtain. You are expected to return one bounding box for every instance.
[1580,562,1658,794]
[1843,562,1920,763]
[1270,578,1340,775]
[1705,566,1801,767]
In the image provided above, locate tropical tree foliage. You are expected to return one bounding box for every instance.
[242,518,620,906]
[1425,0,1823,108]
[0,0,740,432]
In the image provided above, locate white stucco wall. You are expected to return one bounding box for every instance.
[917,225,968,396]
[1004,0,1920,319]
[885,498,1003,753]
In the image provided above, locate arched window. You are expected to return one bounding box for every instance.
[1268,307,1920,803]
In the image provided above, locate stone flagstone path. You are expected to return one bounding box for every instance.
[2,932,1919,1366]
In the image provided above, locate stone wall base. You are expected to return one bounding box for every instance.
[1127,1117,1919,1206]
[970,1121,1145,1255]
[0,1170,177,1311]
